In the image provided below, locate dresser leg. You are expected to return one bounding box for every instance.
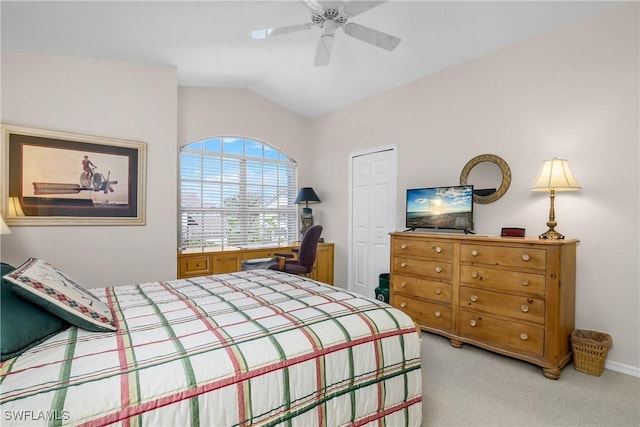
[450,339,464,348]
[542,367,561,380]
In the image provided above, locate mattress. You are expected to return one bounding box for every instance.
[1,269,422,426]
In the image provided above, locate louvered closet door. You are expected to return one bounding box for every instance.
[350,146,397,299]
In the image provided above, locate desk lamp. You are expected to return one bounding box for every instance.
[295,187,321,236]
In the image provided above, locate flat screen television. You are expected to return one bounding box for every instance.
[405,185,474,231]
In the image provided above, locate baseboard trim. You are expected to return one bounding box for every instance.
[605,360,640,377]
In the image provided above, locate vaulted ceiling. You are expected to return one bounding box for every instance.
[1,1,617,118]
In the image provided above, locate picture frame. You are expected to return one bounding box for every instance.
[1,124,147,226]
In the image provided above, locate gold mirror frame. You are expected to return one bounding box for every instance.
[460,154,511,204]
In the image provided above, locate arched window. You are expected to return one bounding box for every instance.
[179,137,298,249]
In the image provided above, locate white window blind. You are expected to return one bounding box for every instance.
[179,137,298,249]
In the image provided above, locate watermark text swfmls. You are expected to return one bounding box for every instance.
[4,410,71,422]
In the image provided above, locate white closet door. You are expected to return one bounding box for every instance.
[350,146,397,298]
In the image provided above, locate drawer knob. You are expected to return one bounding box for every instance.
[434,311,441,318]
[435,288,442,295]
[470,295,478,302]
[471,250,479,257]
[400,281,407,287]
[520,332,529,341]
[400,302,407,308]
[434,246,442,253]
[469,319,477,327]
[401,262,407,268]
[401,244,408,250]
[521,279,530,286]
[522,254,531,262]
[435,266,443,273]
[521,304,529,313]
[471,271,479,279]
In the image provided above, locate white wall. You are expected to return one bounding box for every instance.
[177,87,312,183]
[310,4,639,372]
[0,53,178,287]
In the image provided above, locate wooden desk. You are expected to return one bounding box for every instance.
[177,242,334,285]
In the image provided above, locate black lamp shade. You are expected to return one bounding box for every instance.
[295,187,321,204]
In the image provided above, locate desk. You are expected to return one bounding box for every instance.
[177,242,334,284]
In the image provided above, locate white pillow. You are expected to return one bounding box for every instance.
[3,258,116,332]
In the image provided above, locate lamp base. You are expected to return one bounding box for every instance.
[300,208,313,236]
[539,229,565,240]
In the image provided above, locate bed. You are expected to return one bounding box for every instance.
[1,263,422,426]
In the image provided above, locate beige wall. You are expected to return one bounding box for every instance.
[0,53,178,286]
[310,3,639,372]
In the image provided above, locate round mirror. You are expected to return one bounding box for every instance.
[460,154,511,204]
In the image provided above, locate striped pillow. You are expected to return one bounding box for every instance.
[3,258,116,332]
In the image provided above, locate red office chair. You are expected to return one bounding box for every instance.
[268,225,323,275]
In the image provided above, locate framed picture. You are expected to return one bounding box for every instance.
[1,124,147,226]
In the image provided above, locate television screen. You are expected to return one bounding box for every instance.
[406,185,474,231]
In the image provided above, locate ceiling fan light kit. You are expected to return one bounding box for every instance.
[251,0,401,66]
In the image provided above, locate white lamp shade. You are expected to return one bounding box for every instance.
[0,216,11,235]
[530,158,581,192]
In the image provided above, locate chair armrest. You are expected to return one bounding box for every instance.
[274,253,294,259]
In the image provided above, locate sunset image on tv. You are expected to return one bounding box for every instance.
[406,185,473,230]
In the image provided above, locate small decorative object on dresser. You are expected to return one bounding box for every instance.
[390,232,578,379]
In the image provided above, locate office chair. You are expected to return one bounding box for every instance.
[268,225,323,275]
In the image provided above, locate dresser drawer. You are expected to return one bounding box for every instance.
[459,309,544,356]
[459,265,546,297]
[393,256,452,281]
[394,296,451,331]
[392,238,453,261]
[459,286,545,324]
[393,274,451,304]
[460,244,546,270]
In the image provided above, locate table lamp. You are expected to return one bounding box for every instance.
[1,215,11,235]
[530,157,581,239]
[295,187,321,235]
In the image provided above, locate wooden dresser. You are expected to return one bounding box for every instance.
[177,242,334,285]
[390,232,577,379]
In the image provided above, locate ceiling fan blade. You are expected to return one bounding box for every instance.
[299,0,325,14]
[314,34,334,66]
[343,1,387,18]
[251,23,312,40]
[343,22,401,51]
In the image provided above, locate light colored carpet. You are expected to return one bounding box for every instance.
[420,332,640,426]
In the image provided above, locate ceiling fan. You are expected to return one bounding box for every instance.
[251,0,401,66]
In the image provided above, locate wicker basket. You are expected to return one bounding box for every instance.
[571,330,612,376]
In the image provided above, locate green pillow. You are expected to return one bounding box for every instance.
[1,262,70,361]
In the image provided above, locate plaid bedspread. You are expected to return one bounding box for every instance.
[1,270,422,426]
